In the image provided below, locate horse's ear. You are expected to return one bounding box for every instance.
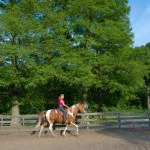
[79,101,84,104]
[81,101,86,105]
[83,101,88,109]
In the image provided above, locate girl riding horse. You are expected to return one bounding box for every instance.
[36,102,87,137]
[58,94,69,123]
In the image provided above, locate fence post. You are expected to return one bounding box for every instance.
[148,112,150,127]
[22,116,24,127]
[117,113,121,128]
[0,116,3,127]
[85,113,90,129]
[2,116,3,127]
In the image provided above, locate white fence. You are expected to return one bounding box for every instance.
[0,112,150,130]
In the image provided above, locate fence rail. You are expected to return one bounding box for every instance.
[0,112,150,130]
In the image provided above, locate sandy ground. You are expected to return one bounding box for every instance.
[0,128,150,150]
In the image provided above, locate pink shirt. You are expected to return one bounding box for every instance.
[58,98,65,106]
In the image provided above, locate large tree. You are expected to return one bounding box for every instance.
[63,0,141,107]
[0,0,64,123]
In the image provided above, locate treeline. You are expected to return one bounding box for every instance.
[0,0,150,115]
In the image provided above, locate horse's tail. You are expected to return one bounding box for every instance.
[35,111,46,128]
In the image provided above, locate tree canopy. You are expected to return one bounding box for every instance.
[0,0,149,115]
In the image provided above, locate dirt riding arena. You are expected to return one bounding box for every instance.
[0,128,150,150]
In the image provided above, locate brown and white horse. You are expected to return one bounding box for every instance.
[35,102,87,137]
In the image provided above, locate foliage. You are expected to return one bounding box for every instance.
[0,0,149,114]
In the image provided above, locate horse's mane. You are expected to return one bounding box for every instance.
[67,102,85,114]
[69,102,84,108]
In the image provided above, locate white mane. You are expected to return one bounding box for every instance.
[67,103,79,117]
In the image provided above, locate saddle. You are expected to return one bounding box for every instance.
[57,109,63,117]
[55,109,68,124]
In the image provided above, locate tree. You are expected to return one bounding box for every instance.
[128,44,150,109]
[63,0,136,107]
[144,43,150,109]
[0,0,58,123]
[0,0,149,115]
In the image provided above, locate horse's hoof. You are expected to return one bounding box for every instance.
[62,133,66,137]
[38,134,41,137]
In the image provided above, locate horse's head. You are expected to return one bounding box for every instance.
[78,102,88,113]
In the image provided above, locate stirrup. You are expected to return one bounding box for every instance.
[62,119,66,124]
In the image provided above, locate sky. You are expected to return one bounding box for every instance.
[128,0,150,46]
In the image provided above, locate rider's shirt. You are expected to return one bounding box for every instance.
[58,98,65,106]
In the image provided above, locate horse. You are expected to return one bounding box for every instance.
[35,102,88,137]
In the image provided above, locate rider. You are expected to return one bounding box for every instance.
[58,94,69,123]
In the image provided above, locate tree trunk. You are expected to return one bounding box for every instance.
[144,76,150,109]
[82,87,89,128]
[98,96,103,112]
[82,87,89,102]
[148,86,150,109]
[11,100,21,126]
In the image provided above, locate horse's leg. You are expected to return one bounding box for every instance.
[49,122,54,136]
[71,122,79,135]
[38,121,48,137]
[62,124,68,137]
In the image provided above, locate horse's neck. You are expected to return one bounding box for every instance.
[68,104,78,117]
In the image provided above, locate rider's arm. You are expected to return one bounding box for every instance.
[61,101,69,108]
[64,104,69,108]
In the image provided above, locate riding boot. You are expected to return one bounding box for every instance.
[62,117,66,124]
